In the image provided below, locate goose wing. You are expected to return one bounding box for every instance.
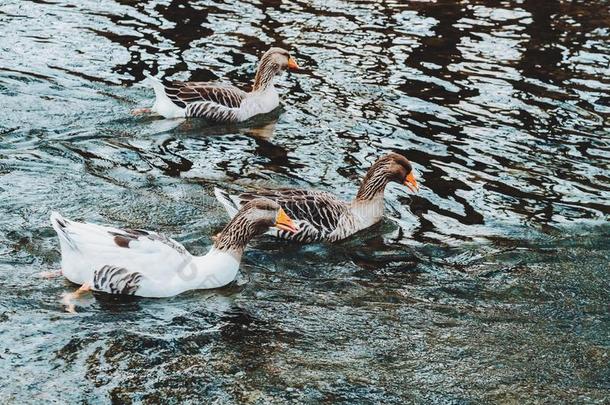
[163,81,247,121]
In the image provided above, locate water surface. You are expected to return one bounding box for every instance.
[0,0,609,403]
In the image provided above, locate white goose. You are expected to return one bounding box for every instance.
[50,199,298,311]
[134,47,299,121]
[215,153,419,243]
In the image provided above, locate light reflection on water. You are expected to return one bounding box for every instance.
[0,0,609,403]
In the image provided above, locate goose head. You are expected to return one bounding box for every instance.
[240,198,299,234]
[253,47,299,91]
[214,198,299,252]
[356,153,419,201]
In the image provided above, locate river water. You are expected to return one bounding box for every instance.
[0,0,608,403]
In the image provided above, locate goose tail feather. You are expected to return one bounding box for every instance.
[143,73,185,118]
[214,187,240,218]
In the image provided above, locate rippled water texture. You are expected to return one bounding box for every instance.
[1,0,609,403]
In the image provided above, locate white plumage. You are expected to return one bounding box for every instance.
[51,212,238,298]
[145,74,186,119]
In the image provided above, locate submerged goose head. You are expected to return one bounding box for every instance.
[214,198,298,252]
[253,47,299,91]
[356,153,419,201]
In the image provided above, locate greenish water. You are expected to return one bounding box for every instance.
[0,0,608,403]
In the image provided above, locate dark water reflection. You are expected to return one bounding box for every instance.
[0,0,609,402]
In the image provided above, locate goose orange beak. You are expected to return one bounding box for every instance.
[404,171,419,193]
[275,208,299,233]
[287,57,299,70]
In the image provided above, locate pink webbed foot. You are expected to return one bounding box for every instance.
[61,283,92,314]
[36,270,62,279]
[130,107,152,116]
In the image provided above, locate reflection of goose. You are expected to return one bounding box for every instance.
[134,48,298,121]
[242,120,278,140]
[215,153,419,243]
[50,199,298,311]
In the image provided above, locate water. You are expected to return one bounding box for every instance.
[0,0,609,403]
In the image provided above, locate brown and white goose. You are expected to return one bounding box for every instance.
[214,153,419,243]
[50,199,298,311]
[136,47,299,121]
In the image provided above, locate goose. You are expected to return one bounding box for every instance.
[214,153,419,243]
[50,199,298,312]
[133,47,299,121]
